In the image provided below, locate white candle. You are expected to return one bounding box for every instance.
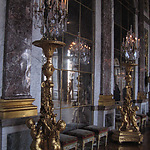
[57,0,58,8]
[67,0,68,12]
[48,0,50,5]
[39,0,41,9]
[123,38,125,45]
[138,39,140,48]
[135,37,137,48]
[130,25,132,35]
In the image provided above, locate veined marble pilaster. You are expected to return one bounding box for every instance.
[101,0,114,95]
[0,0,37,119]
[138,0,146,93]
[2,0,33,99]
[95,0,115,130]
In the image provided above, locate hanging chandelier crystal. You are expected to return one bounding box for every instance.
[68,38,91,65]
[122,25,140,62]
[33,0,68,40]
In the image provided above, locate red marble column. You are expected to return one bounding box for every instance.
[138,1,146,93]
[101,0,114,95]
[2,0,33,99]
[0,0,37,119]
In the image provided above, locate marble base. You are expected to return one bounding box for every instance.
[7,130,31,150]
[135,99,149,115]
[99,95,115,106]
[95,105,115,130]
[112,130,143,144]
[0,99,37,119]
[0,116,39,150]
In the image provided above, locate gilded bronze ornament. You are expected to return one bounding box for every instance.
[112,26,143,144]
[27,0,68,149]
[112,62,143,144]
[26,39,66,150]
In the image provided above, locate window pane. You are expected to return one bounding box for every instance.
[67,0,80,36]
[81,0,93,10]
[114,25,121,50]
[51,0,95,124]
[114,0,121,25]
[77,73,92,106]
[114,0,135,66]
[61,70,79,107]
[79,39,93,72]
[63,33,79,70]
[53,69,61,108]
[81,5,93,40]
[122,6,128,30]
[78,106,92,124]
[61,107,78,124]
[129,12,134,27]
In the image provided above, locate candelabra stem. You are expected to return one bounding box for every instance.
[26,39,66,150]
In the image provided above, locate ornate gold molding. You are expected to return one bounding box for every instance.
[0,99,37,119]
[112,130,143,144]
[98,95,115,106]
[137,92,147,100]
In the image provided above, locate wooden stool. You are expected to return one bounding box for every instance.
[136,116,141,129]
[66,129,95,150]
[83,125,108,149]
[137,114,147,129]
[115,117,121,130]
[60,134,78,150]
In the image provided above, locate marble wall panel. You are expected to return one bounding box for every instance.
[2,0,32,99]
[0,0,6,97]
[101,0,112,95]
[7,130,31,150]
[138,1,146,92]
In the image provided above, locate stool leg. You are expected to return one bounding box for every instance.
[105,134,108,146]
[82,141,85,150]
[91,138,94,150]
[144,120,146,128]
[97,136,100,150]
[75,143,78,150]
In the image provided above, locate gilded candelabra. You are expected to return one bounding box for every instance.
[112,26,143,144]
[26,0,68,149]
[26,40,66,150]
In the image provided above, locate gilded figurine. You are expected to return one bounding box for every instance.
[129,106,139,131]
[41,117,66,150]
[118,106,129,131]
[26,118,43,150]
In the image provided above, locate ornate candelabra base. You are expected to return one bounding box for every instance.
[112,130,143,144]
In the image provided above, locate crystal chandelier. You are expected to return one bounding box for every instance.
[122,26,140,62]
[33,0,68,40]
[68,38,91,65]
